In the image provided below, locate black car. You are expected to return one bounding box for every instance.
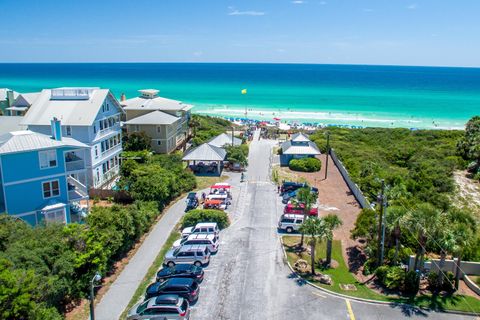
[146,278,200,303]
[281,182,305,194]
[156,264,204,283]
[185,192,199,211]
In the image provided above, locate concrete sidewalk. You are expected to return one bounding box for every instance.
[95,195,188,320]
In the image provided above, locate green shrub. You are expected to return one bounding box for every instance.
[182,209,230,229]
[289,157,322,172]
[427,272,441,292]
[384,266,405,290]
[403,270,420,295]
[375,265,389,284]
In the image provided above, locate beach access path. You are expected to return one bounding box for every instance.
[94,191,193,319]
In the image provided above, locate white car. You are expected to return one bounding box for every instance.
[173,233,220,253]
[181,222,220,239]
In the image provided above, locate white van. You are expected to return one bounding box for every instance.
[173,233,220,253]
[181,222,220,239]
[278,214,305,233]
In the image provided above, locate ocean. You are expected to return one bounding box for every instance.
[1,63,479,129]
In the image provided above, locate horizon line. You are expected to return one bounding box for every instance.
[0,61,479,69]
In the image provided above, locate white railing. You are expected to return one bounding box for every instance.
[96,123,121,139]
[67,176,88,201]
[65,159,85,172]
[101,144,122,159]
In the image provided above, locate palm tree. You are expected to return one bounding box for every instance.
[297,187,317,248]
[189,116,200,138]
[384,206,407,265]
[452,224,475,290]
[431,213,456,288]
[405,203,440,272]
[324,214,343,267]
[298,217,326,275]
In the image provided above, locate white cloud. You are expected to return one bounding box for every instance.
[193,51,203,57]
[407,3,417,10]
[292,1,305,4]
[228,9,265,16]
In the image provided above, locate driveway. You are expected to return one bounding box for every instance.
[190,129,476,320]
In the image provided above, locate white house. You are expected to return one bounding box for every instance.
[21,87,124,189]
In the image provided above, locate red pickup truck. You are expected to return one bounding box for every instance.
[284,203,318,216]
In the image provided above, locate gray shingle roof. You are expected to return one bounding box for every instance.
[12,92,41,107]
[0,116,26,135]
[208,133,242,148]
[182,143,227,161]
[21,88,122,126]
[124,110,180,125]
[291,132,311,142]
[0,88,20,101]
[281,140,321,155]
[0,130,87,155]
[121,95,192,112]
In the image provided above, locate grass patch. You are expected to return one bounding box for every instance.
[282,236,480,313]
[271,165,307,185]
[120,228,181,318]
[195,175,229,191]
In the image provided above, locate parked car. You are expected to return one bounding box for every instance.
[282,188,318,204]
[280,181,318,195]
[156,264,204,283]
[278,214,305,233]
[181,222,220,239]
[146,278,200,303]
[284,203,318,216]
[173,233,220,253]
[164,245,211,267]
[127,294,190,320]
[185,192,199,211]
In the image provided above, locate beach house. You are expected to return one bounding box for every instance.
[21,87,124,189]
[0,119,89,225]
[0,88,19,115]
[8,91,41,116]
[280,132,321,166]
[122,89,192,153]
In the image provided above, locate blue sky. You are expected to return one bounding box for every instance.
[1,0,479,66]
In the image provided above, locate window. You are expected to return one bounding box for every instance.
[94,146,99,158]
[99,120,104,130]
[157,140,162,146]
[43,208,66,224]
[157,126,161,133]
[43,180,60,198]
[39,150,57,169]
[66,125,72,136]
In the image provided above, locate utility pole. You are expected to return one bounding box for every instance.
[231,126,235,146]
[324,132,330,180]
[377,180,386,267]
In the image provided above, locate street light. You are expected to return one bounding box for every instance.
[90,272,102,320]
[324,131,331,180]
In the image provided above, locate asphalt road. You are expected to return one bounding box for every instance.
[190,129,476,320]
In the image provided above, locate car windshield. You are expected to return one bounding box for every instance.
[136,300,149,314]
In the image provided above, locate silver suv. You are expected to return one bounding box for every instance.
[164,245,211,267]
[127,294,190,320]
[181,222,220,239]
[278,214,305,233]
[173,233,220,253]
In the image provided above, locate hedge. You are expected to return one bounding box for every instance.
[181,209,230,230]
[289,157,322,172]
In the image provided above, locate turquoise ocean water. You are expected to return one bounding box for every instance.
[1,63,479,129]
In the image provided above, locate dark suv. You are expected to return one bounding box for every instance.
[185,192,199,211]
[156,264,204,283]
[146,278,200,303]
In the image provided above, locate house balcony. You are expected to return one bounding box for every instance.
[101,144,122,160]
[65,152,86,172]
[67,176,88,201]
[96,123,121,140]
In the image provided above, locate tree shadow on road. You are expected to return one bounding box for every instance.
[287,272,307,286]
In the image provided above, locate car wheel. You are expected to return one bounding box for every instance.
[286,227,293,233]
[167,261,175,267]
[194,261,202,267]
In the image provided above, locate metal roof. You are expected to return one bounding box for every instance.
[182,143,227,161]
[281,140,321,155]
[121,95,193,112]
[208,133,242,148]
[12,92,41,107]
[0,116,26,135]
[124,110,180,125]
[0,130,88,155]
[21,88,122,126]
[291,132,311,142]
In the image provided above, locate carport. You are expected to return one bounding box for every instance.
[182,143,227,176]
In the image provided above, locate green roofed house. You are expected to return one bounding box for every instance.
[0,89,20,115]
[280,132,321,166]
[121,89,193,154]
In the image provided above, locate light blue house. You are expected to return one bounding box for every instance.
[22,87,124,189]
[0,119,89,225]
[280,132,321,166]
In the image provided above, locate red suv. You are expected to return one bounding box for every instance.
[284,203,318,216]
